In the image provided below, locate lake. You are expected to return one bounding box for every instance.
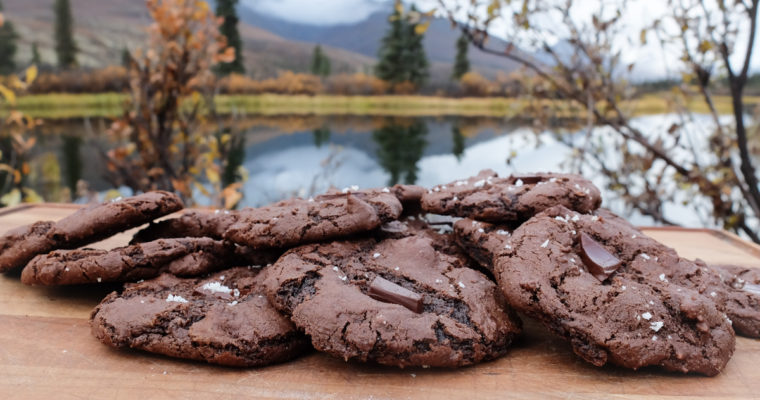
[3,113,721,229]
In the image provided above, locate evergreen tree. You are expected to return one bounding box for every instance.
[402,5,429,88]
[0,0,18,75]
[375,1,429,90]
[216,0,245,75]
[31,42,41,66]
[452,33,470,80]
[54,0,78,69]
[121,46,131,68]
[310,45,331,77]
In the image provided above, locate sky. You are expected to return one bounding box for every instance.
[241,0,760,80]
[241,0,389,25]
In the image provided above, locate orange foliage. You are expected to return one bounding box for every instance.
[326,73,388,95]
[29,66,128,93]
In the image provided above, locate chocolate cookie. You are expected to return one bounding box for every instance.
[590,209,760,339]
[0,191,183,273]
[21,237,277,286]
[130,210,235,244]
[711,264,760,337]
[224,189,402,249]
[420,170,601,223]
[263,224,521,368]
[90,267,309,367]
[458,206,735,375]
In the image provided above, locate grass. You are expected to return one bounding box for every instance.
[9,92,760,119]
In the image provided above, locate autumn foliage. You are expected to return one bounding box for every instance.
[103,0,241,207]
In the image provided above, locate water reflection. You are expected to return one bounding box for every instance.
[62,135,82,194]
[372,119,428,185]
[451,124,465,161]
[312,125,331,148]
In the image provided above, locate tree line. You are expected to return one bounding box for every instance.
[0,0,472,90]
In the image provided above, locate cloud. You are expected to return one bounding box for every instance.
[241,0,389,25]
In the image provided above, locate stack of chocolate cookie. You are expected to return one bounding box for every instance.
[1,170,756,376]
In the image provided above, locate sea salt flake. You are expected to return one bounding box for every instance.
[477,228,485,233]
[652,335,658,341]
[710,292,717,297]
[201,282,232,295]
[514,179,524,187]
[333,266,339,272]
[658,273,667,282]
[496,230,509,236]
[351,185,359,191]
[504,244,512,249]
[641,253,651,260]
[308,197,314,202]
[166,294,188,303]
[642,312,652,320]
[233,288,240,297]
[621,285,627,290]
[434,187,440,192]
[456,180,467,186]
[96,277,102,283]
[549,177,558,183]
[650,321,664,331]
[65,267,70,272]
[571,215,580,222]
[540,239,550,248]
[591,215,599,222]
[394,267,400,271]
[382,187,390,193]
[555,216,568,223]
[473,179,486,188]
[373,252,381,258]
[228,301,238,306]
[631,234,637,239]
[452,196,458,201]
[571,230,577,235]
[458,282,466,288]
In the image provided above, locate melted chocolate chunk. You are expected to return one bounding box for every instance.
[368,276,423,313]
[579,232,621,282]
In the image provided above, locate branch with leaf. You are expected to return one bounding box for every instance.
[438,0,760,242]
[103,0,244,208]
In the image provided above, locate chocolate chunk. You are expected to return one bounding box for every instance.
[368,276,423,313]
[509,174,543,184]
[579,232,621,282]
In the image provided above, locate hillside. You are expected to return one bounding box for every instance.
[3,0,374,77]
[238,6,524,79]
[3,0,522,84]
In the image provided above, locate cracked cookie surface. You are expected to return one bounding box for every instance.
[263,223,521,368]
[420,169,601,223]
[130,210,235,243]
[90,267,309,367]
[456,206,735,376]
[224,189,402,249]
[21,237,278,286]
[0,191,183,273]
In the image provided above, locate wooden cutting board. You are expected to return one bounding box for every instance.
[1,204,759,399]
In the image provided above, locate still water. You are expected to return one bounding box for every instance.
[7,114,710,228]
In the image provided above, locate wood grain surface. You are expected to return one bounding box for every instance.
[1,204,759,400]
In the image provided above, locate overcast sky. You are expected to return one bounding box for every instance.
[241,0,390,25]
[242,0,760,80]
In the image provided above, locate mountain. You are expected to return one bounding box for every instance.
[3,0,521,84]
[3,0,374,77]
[237,6,523,79]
